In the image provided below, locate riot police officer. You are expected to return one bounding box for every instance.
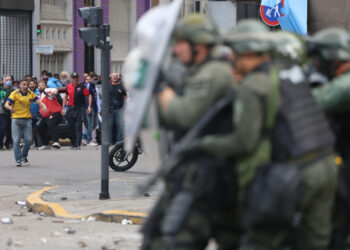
[308,28,350,249]
[141,14,238,250]
[195,20,337,250]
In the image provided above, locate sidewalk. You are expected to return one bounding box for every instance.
[26,177,162,225]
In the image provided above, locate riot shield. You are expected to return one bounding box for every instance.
[123,0,183,153]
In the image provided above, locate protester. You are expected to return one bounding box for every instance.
[0,83,9,150]
[37,80,62,149]
[46,72,62,88]
[85,74,99,146]
[24,75,32,82]
[12,81,19,89]
[61,72,91,149]
[109,73,127,144]
[1,75,14,149]
[4,80,47,167]
[29,79,42,149]
[53,73,60,82]
[83,73,89,82]
[60,71,70,86]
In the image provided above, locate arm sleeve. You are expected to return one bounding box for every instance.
[199,86,264,158]
[7,91,16,104]
[312,76,350,113]
[96,88,101,113]
[121,85,127,96]
[162,79,228,129]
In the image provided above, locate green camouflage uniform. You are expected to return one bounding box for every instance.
[146,56,238,250]
[312,72,350,114]
[142,14,238,250]
[199,63,337,250]
[310,28,350,249]
[197,23,338,250]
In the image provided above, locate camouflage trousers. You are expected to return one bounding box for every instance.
[239,154,338,250]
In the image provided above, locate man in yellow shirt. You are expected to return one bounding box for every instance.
[4,80,47,167]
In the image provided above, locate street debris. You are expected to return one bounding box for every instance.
[12,212,25,217]
[52,220,64,223]
[63,227,76,234]
[41,238,47,244]
[1,218,14,224]
[7,238,12,246]
[13,241,23,247]
[60,196,68,201]
[101,246,115,250]
[37,217,43,220]
[121,219,133,225]
[39,212,46,217]
[16,226,29,231]
[144,193,150,197]
[113,239,124,245]
[78,241,87,248]
[15,201,26,206]
[51,231,62,237]
[86,216,96,221]
[44,182,51,185]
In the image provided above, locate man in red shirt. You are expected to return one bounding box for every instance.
[37,80,63,149]
[61,72,92,149]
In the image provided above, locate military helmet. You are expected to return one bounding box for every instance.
[272,31,306,62]
[173,14,218,45]
[224,19,272,54]
[312,28,350,61]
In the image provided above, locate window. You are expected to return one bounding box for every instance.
[40,53,64,75]
[84,0,94,7]
[0,11,32,80]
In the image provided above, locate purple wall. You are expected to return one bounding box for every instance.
[137,0,150,20]
[73,0,109,81]
[101,0,109,24]
[73,0,85,80]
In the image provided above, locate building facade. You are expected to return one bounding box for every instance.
[33,0,73,78]
[7,0,339,81]
[0,1,34,80]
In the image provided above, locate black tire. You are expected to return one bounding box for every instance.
[109,141,139,172]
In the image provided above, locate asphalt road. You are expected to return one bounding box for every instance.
[0,185,141,250]
[0,131,216,250]
[0,130,160,250]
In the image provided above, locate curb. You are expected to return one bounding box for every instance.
[26,186,147,225]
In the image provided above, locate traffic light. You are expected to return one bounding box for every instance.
[78,7,104,46]
[37,24,41,35]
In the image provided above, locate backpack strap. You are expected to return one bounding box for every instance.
[265,65,279,130]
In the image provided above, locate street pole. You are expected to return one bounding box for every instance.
[99,24,112,200]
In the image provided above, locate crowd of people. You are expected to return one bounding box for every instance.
[0,70,127,166]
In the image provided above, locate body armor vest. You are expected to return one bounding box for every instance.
[271,67,335,162]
